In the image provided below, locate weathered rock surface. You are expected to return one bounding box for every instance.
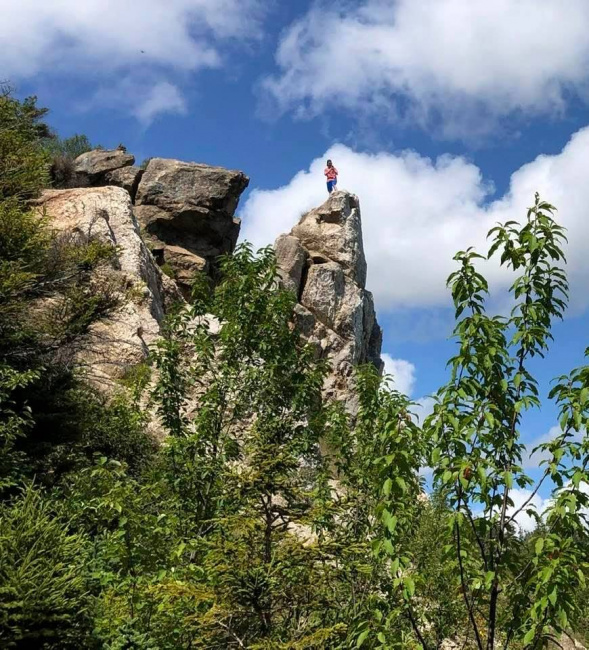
[274,191,383,409]
[274,234,307,295]
[553,636,587,650]
[292,192,367,288]
[73,148,135,186]
[33,186,181,386]
[103,166,144,201]
[134,158,249,295]
[164,245,208,287]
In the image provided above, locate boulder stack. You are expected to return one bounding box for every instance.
[69,149,250,295]
[134,158,249,296]
[72,148,144,200]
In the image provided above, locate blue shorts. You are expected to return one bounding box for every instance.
[327,179,337,193]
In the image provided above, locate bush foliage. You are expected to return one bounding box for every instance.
[1,88,589,649]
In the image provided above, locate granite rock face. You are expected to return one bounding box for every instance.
[32,186,180,386]
[274,191,383,409]
[274,234,307,295]
[134,158,249,295]
[103,166,144,201]
[73,148,135,185]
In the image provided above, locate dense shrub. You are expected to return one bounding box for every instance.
[44,134,93,188]
[0,487,95,649]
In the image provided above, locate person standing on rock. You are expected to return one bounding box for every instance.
[324,159,338,194]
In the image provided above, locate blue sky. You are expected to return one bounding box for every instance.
[6,0,589,509]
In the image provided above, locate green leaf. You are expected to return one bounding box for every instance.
[395,477,407,493]
[404,576,415,598]
[523,628,535,644]
[357,630,370,647]
[535,538,544,556]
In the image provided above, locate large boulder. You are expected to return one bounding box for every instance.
[134,158,249,295]
[32,186,181,386]
[274,191,383,409]
[73,148,135,185]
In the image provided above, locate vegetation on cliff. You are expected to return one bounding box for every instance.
[1,90,589,649]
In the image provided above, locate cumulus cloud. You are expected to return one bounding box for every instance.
[413,396,435,423]
[88,79,188,126]
[381,354,435,423]
[1,0,264,122]
[506,488,548,533]
[507,482,588,533]
[134,82,188,125]
[522,425,561,470]
[522,425,585,470]
[262,0,589,138]
[240,126,589,313]
[382,354,416,396]
[0,0,263,77]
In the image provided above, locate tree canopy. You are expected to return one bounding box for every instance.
[1,89,589,649]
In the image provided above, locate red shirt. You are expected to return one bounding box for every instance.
[324,166,338,181]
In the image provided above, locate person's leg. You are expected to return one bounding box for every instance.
[327,180,333,193]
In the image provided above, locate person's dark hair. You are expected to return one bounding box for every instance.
[327,159,332,166]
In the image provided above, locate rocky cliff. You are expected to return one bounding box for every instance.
[134,158,248,295]
[32,185,180,385]
[274,191,383,409]
[68,148,249,297]
[45,149,382,407]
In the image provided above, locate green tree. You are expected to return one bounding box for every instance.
[0,88,146,488]
[148,245,337,646]
[418,194,589,648]
[64,246,417,649]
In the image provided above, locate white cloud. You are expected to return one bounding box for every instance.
[0,0,263,77]
[134,82,187,125]
[381,355,435,421]
[522,425,585,470]
[522,425,562,470]
[240,126,589,313]
[0,0,264,122]
[506,488,548,533]
[382,354,416,396]
[262,0,589,138]
[413,396,435,423]
[88,79,188,126]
